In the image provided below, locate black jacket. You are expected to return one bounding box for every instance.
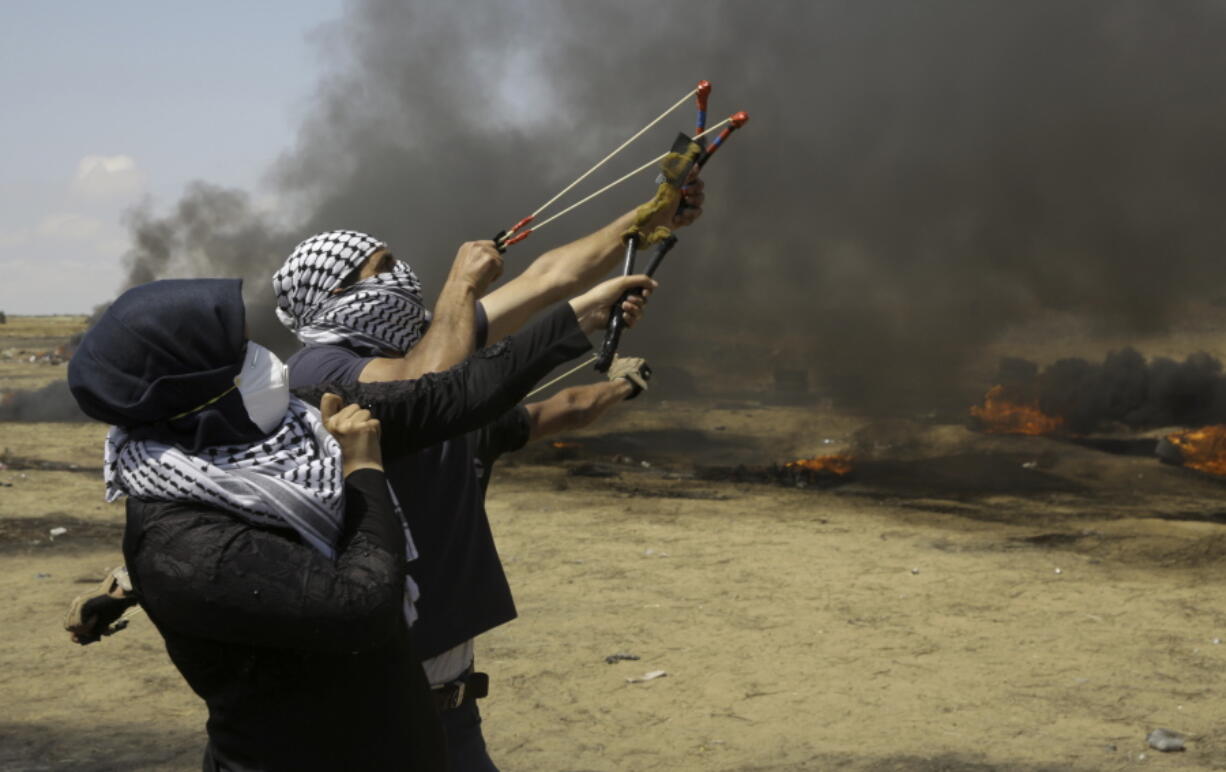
[123,304,591,771]
[126,471,444,771]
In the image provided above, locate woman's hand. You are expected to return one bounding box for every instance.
[568,274,658,336]
[320,393,383,477]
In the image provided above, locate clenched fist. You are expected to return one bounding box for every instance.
[320,392,383,477]
[450,240,504,296]
[568,275,657,336]
[606,355,651,399]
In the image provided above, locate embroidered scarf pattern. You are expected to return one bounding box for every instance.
[273,230,429,356]
[106,396,420,622]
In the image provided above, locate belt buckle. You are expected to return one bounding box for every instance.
[444,680,466,710]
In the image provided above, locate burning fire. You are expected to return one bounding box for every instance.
[1165,425,1226,476]
[970,385,1064,436]
[550,441,582,449]
[784,454,854,476]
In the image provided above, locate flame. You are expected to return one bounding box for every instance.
[1166,425,1226,476]
[550,441,582,449]
[970,385,1064,436]
[784,454,854,476]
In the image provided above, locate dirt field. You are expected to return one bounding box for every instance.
[0,315,88,394]
[2,316,1226,771]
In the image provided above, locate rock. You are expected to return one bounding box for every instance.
[1146,728,1186,752]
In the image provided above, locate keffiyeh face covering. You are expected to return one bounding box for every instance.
[273,229,431,356]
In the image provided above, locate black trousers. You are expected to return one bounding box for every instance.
[439,700,498,772]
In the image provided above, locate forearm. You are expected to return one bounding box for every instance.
[533,209,638,294]
[359,279,478,382]
[483,209,638,341]
[526,379,634,440]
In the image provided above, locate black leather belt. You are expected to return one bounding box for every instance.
[432,670,490,712]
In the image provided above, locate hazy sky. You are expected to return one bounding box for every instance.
[0,1,345,314]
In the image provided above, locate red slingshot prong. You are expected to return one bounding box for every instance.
[695,111,749,170]
[695,80,712,140]
[696,80,712,105]
[508,215,534,235]
[504,230,532,247]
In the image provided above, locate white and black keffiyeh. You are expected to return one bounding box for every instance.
[273,229,430,356]
[105,396,420,622]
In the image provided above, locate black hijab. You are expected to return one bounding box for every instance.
[68,279,265,452]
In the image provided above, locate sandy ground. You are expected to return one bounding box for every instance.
[3,317,1226,771]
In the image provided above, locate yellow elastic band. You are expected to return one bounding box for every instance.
[168,383,238,422]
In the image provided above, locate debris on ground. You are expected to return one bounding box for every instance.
[568,463,620,478]
[626,670,667,683]
[605,653,640,664]
[1146,728,1186,752]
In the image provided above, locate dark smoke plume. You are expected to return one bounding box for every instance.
[97,2,1226,413]
[990,349,1226,434]
[0,381,86,422]
[120,182,299,353]
[12,188,299,423]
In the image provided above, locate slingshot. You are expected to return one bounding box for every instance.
[497,81,749,397]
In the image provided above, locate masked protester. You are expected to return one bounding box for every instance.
[66,276,610,772]
[273,212,678,771]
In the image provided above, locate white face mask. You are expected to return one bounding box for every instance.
[235,342,290,434]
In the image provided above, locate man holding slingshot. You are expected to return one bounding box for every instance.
[271,207,699,771]
[64,78,744,769]
[272,83,740,770]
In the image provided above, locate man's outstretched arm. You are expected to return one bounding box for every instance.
[481,180,704,343]
[524,356,652,440]
[524,380,636,440]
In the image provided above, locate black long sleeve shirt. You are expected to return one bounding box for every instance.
[293,302,593,658]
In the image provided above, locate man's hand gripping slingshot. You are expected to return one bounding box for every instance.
[497,80,749,398]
